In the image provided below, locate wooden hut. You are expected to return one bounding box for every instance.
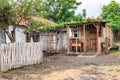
[66,21,113,54]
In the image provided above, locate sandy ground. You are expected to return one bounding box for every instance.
[0,53,120,80]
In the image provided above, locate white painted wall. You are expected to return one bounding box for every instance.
[6,25,26,43]
[69,28,72,38]
[57,32,66,51]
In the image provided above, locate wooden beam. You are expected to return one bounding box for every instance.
[66,25,70,52]
[93,23,100,52]
[93,23,100,31]
[78,26,81,52]
[76,25,78,52]
[96,27,99,52]
[76,38,77,52]
[93,24,98,28]
[94,24,99,52]
[83,25,86,52]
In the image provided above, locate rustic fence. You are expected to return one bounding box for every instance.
[0,42,43,72]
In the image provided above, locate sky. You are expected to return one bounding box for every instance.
[76,0,120,18]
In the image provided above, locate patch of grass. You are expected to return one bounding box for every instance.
[110,41,120,54]
[116,41,120,48]
[110,50,120,54]
[1,63,42,74]
[7,68,21,74]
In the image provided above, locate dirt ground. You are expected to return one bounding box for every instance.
[1,52,120,80]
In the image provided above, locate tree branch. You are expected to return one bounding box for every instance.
[4,30,13,42]
[13,15,23,31]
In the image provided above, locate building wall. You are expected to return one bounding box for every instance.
[4,25,67,51]
[6,25,26,43]
[98,26,113,52]
[57,32,66,51]
[104,26,113,47]
[107,26,113,49]
[39,32,66,51]
[39,33,55,51]
[98,37,104,52]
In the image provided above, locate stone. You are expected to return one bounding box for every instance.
[80,76,96,80]
[84,62,98,66]
[2,74,12,80]
[44,65,51,68]
[64,77,74,80]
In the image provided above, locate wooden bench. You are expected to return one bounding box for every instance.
[71,43,82,52]
[71,43,81,47]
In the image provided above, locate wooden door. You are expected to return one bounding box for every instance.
[85,30,90,51]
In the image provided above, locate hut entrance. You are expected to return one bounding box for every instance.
[85,25,97,51]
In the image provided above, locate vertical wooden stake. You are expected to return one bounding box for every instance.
[83,25,86,52]
[96,27,99,52]
[66,25,70,52]
[76,38,77,52]
[93,23,99,52]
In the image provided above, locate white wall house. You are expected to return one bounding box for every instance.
[0,16,57,44]
[6,25,26,43]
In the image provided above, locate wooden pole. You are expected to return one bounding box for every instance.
[76,38,77,52]
[96,27,99,52]
[76,25,78,52]
[93,24,99,52]
[78,26,81,52]
[83,25,86,52]
[66,25,70,52]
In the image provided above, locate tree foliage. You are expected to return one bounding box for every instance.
[0,0,13,29]
[0,0,88,42]
[0,0,46,42]
[45,0,82,23]
[101,0,120,31]
[27,19,54,32]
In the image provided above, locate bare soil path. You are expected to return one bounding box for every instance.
[0,53,120,80]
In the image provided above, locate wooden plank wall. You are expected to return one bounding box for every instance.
[39,34,54,51]
[39,32,66,51]
[106,26,113,47]
[0,42,43,72]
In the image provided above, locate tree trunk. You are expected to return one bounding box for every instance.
[5,30,16,43]
[26,32,32,42]
[32,32,39,42]
[11,30,15,43]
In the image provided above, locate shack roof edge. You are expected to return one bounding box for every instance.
[65,21,106,26]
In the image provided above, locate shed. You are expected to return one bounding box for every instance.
[66,21,113,54]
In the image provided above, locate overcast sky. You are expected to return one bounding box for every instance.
[76,0,120,18]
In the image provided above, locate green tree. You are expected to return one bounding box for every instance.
[82,9,86,20]
[76,8,87,22]
[101,0,120,31]
[0,0,46,42]
[45,0,81,23]
[0,0,14,42]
